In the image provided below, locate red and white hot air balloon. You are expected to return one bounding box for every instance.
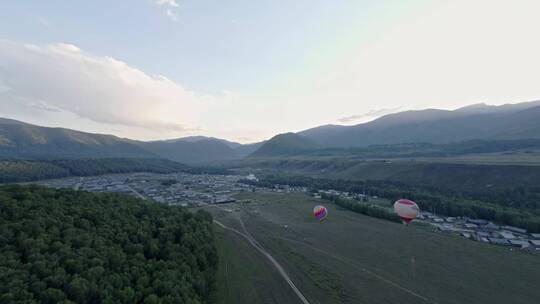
[313,205,328,222]
[394,199,420,225]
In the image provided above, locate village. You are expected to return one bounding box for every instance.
[36,172,245,207]
[36,173,540,252]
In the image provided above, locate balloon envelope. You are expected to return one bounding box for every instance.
[394,199,420,224]
[313,205,328,222]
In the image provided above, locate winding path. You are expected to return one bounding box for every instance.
[213,219,311,304]
[272,236,432,303]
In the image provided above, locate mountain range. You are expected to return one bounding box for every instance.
[1,100,540,162]
[0,118,260,164]
[297,100,540,148]
[249,133,319,157]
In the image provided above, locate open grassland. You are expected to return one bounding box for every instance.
[209,227,299,304]
[206,192,540,304]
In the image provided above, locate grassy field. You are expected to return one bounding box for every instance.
[205,191,540,304]
[209,226,299,304]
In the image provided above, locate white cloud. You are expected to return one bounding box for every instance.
[38,18,50,28]
[166,9,178,21]
[0,40,207,133]
[154,0,179,7]
[338,107,403,124]
[154,0,179,20]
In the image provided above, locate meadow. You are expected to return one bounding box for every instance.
[205,192,540,304]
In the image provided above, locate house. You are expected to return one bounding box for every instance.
[498,231,516,239]
[214,196,236,204]
[464,223,478,229]
[529,240,540,247]
[476,231,491,238]
[488,238,510,246]
[501,226,527,234]
[246,174,258,181]
[437,225,458,232]
[479,237,490,243]
[483,222,499,231]
[468,219,488,225]
[509,240,530,248]
[530,233,540,239]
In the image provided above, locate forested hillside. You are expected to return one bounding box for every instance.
[144,139,239,164]
[249,133,318,157]
[0,185,217,303]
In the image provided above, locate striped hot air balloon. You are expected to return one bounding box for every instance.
[394,199,420,225]
[313,205,328,222]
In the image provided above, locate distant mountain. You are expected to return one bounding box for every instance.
[164,136,242,149]
[0,118,155,159]
[143,138,239,164]
[455,100,540,115]
[234,141,265,157]
[4,99,540,162]
[299,101,540,147]
[146,136,267,163]
[0,118,264,164]
[250,133,318,157]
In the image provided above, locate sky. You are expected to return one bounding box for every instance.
[1,0,540,143]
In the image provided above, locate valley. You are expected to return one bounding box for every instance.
[203,192,540,304]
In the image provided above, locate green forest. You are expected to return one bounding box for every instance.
[241,175,540,232]
[0,185,217,303]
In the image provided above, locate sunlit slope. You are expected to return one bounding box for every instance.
[207,192,540,304]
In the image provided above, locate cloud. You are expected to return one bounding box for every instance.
[338,107,402,123]
[166,9,178,21]
[154,0,179,21]
[0,40,206,132]
[38,18,51,28]
[0,81,10,93]
[18,98,62,113]
[154,0,179,7]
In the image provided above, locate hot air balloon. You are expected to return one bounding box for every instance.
[313,205,328,222]
[394,199,420,225]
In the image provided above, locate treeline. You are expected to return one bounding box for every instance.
[277,138,540,159]
[0,185,217,303]
[321,193,401,224]
[0,158,233,183]
[243,175,540,232]
[183,166,233,176]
